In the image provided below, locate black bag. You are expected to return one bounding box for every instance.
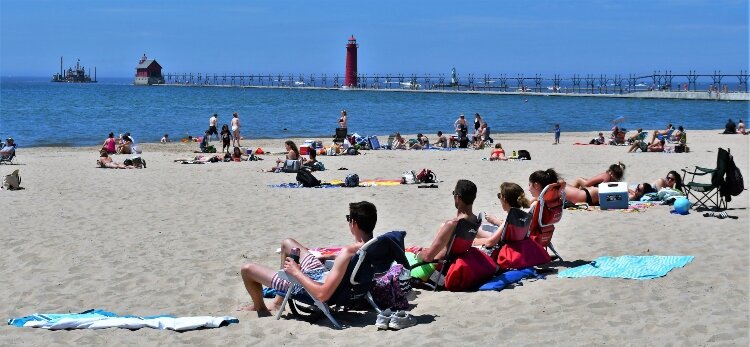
[296,169,321,187]
[675,144,685,153]
[344,173,360,187]
[518,150,531,160]
[725,153,744,197]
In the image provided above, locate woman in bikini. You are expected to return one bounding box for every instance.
[530,168,652,206]
[652,170,684,193]
[231,112,241,147]
[572,162,625,188]
[338,110,348,128]
[268,140,300,171]
[97,149,134,169]
[489,143,507,161]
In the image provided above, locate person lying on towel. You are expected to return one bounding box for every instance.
[238,201,378,314]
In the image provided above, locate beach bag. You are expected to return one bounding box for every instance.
[416,169,436,183]
[131,157,146,168]
[123,159,134,166]
[282,159,301,173]
[344,173,360,187]
[496,238,551,270]
[443,247,497,292]
[296,169,321,187]
[401,170,417,184]
[518,150,531,160]
[372,264,410,310]
[725,154,744,197]
[2,170,21,190]
[312,161,325,171]
[346,147,358,155]
[368,136,381,150]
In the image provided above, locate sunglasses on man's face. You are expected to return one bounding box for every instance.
[497,193,503,200]
[346,215,352,222]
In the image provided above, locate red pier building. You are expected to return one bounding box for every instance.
[344,35,358,88]
[134,54,165,85]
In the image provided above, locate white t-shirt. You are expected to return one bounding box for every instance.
[210,116,217,127]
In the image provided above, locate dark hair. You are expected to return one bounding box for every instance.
[309,150,317,159]
[349,201,377,236]
[678,126,684,131]
[221,124,229,132]
[500,182,530,209]
[285,140,299,157]
[437,131,443,136]
[609,162,626,181]
[213,113,218,117]
[454,179,477,205]
[529,168,559,187]
[667,170,684,192]
[233,112,238,117]
[641,183,656,194]
[233,146,241,158]
[108,132,114,138]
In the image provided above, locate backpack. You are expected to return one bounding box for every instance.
[2,170,21,190]
[296,169,321,187]
[372,264,411,310]
[724,152,744,197]
[401,170,417,184]
[416,169,436,183]
[344,173,360,187]
[346,147,358,155]
[518,150,531,160]
[131,157,146,168]
[282,159,301,173]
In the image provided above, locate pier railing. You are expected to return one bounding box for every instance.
[161,70,749,94]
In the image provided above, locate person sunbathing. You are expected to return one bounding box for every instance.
[414,179,480,263]
[97,150,134,169]
[572,162,625,188]
[650,123,674,143]
[474,182,531,247]
[116,134,133,154]
[392,133,407,150]
[433,131,448,148]
[647,139,665,152]
[489,143,507,161]
[652,170,684,193]
[238,201,377,314]
[530,168,652,206]
[409,133,429,150]
[737,120,747,135]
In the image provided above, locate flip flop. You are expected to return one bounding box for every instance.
[418,184,439,188]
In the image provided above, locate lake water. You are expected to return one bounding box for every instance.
[0,77,747,147]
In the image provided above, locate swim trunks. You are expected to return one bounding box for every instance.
[271,253,328,294]
[208,126,218,135]
[580,187,593,205]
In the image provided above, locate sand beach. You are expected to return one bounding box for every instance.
[0,130,747,346]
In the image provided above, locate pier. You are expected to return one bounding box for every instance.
[158,71,750,101]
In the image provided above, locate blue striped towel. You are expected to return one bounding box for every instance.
[557,255,694,280]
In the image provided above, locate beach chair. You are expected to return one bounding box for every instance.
[681,148,730,211]
[627,131,647,145]
[333,128,348,144]
[411,213,495,292]
[0,143,17,165]
[494,207,551,270]
[275,231,409,329]
[655,128,674,142]
[529,182,566,260]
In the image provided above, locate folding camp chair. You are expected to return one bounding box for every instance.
[681,148,730,211]
[333,128,348,145]
[275,231,408,329]
[0,143,17,165]
[410,213,485,291]
[529,182,566,260]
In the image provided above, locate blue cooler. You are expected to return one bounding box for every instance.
[598,182,629,210]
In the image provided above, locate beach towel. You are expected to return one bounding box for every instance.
[8,309,239,331]
[271,179,403,188]
[557,255,694,280]
[478,268,543,291]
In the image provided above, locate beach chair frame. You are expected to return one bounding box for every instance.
[275,231,408,329]
[530,183,566,260]
[681,148,729,211]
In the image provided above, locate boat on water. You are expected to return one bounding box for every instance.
[51,57,96,83]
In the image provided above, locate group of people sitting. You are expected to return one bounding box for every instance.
[626,124,687,153]
[723,119,747,135]
[102,132,141,155]
[264,140,324,172]
[97,149,145,169]
[238,162,675,313]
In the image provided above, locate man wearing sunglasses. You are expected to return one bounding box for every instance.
[239,201,377,314]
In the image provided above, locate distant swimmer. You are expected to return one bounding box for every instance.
[524,99,528,103]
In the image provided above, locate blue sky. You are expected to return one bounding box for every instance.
[1,0,748,77]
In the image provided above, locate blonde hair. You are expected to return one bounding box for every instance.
[500,182,530,209]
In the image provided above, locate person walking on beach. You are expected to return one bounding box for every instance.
[220,124,232,153]
[208,113,219,142]
[231,112,241,147]
[553,124,561,145]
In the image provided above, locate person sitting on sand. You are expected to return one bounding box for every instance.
[409,133,429,150]
[433,131,448,148]
[646,139,665,152]
[489,143,507,161]
[609,126,625,145]
[116,134,133,154]
[392,133,407,150]
[160,134,170,144]
[97,149,134,169]
[414,180,481,263]
[472,123,487,149]
[474,182,531,247]
[589,132,606,145]
[239,201,377,313]
[267,140,300,171]
[723,119,737,134]
[302,150,324,171]
[737,120,747,135]
[103,133,117,154]
[572,162,626,188]
[231,146,248,162]
[652,170,684,193]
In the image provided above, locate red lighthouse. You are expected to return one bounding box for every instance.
[344,35,358,88]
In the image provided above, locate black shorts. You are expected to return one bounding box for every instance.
[208,126,218,135]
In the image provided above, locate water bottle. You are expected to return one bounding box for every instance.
[289,247,300,263]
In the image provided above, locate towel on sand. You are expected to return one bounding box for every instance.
[558,255,694,280]
[9,309,238,331]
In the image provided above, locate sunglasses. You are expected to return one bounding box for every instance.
[346,215,355,223]
[636,185,642,193]
[665,176,675,181]
[497,192,503,200]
